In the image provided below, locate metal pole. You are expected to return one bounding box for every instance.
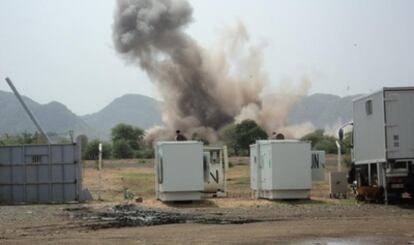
[5,77,52,144]
[255,143,261,199]
[368,163,372,186]
[382,163,388,204]
[222,145,228,196]
[69,130,74,143]
[336,121,353,172]
[97,143,102,201]
[336,140,341,172]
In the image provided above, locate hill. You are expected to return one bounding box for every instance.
[0,90,95,138]
[0,90,361,140]
[81,94,163,139]
[288,93,361,130]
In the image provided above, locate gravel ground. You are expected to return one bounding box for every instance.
[1,201,414,244]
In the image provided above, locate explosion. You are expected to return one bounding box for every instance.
[113,0,311,143]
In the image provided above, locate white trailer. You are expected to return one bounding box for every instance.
[351,87,414,202]
[250,140,312,199]
[154,141,204,201]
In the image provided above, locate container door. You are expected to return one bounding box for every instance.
[311,151,325,181]
[249,145,257,190]
[384,90,414,159]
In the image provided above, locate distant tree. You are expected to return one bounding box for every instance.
[301,129,337,154]
[220,123,239,155]
[301,129,325,148]
[47,132,72,144]
[111,123,144,150]
[191,132,209,145]
[314,138,337,154]
[342,131,353,154]
[112,139,134,159]
[134,148,154,159]
[220,120,268,156]
[77,135,89,157]
[83,139,112,160]
[235,120,268,154]
[0,132,48,145]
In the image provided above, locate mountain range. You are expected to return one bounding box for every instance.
[0,90,93,137]
[0,90,360,140]
[81,94,163,139]
[288,93,360,130]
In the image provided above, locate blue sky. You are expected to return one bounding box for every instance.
[1,0,413,115]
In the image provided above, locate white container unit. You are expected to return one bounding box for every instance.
[155,141,204,201]
[311,151,326,181]
[250,140,312,199]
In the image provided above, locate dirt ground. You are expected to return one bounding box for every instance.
[1,156,414,244]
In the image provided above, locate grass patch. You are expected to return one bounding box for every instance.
[335,198,359,205]
[229,177,250,186]
[269,199,332,207]
[121,171,155,199]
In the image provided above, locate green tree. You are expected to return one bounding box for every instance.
[0,132,48,145]
[220,120,267,156]
[111,123,144,150]
[112,139,134,159]
[342,131,353,154]
[301,129,338,154]
[134,148,154,159]
[191,132,209,145]
[235,120,268,154]
[220,123,239,155]
[301,129,324,147]
[77,134,89,157]
[314,137,337,153]
[83,139,112,160]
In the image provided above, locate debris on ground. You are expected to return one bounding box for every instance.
[68,204,266,229]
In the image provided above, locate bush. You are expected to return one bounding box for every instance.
[83,140,112,160]
[112,139,134,159]
[134,148,154,159]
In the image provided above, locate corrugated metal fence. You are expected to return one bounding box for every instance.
[0,143,83,204]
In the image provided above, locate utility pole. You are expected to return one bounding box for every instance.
[5,77,52,144]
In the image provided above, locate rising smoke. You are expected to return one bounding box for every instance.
[113,0,311,143]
